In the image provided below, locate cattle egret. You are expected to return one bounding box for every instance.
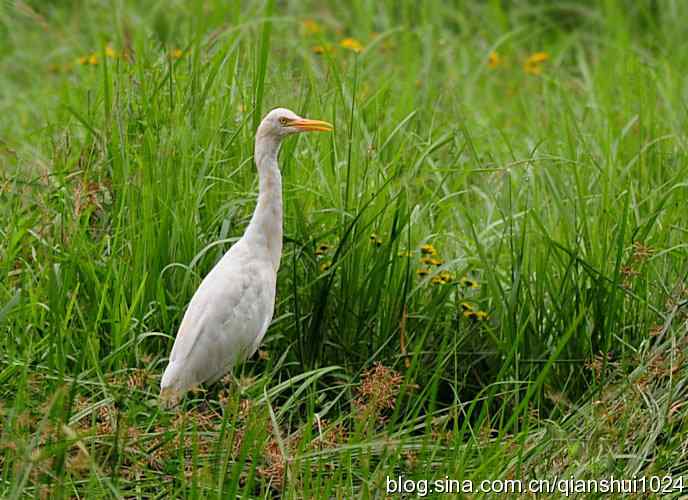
[160,108,333,405]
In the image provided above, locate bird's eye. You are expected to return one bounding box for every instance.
[279,117,289,126]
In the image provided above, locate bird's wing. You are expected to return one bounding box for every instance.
[250,314,273,357]
[162,249,276,391]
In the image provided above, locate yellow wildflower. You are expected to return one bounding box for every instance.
[460,302,474,312]
[320,261,332,272]
[487,51,502,68]
[302,19,321,35]
[105,45,117,58]
[431,271,452,285]
[463,310,488,321]
[398,250,413,258]
[416,268,431,278]
[339,37,363,53]
[78,53,98,65]
[420,244,437,256]
[523,51,549,75]
[311,44,334,55]
[459,276,479,289]
[369,233,383,246]
[528,51,550,63]
[171,48,184,60]
[315,243,331,256]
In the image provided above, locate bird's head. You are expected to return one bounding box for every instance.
[257,107,333,140]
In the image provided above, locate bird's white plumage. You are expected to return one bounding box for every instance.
[160,107,332,404]
[160,240,276,393]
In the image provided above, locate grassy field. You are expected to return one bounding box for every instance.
[1,0,688,497]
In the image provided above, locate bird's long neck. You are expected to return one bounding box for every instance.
[245,134,283,271]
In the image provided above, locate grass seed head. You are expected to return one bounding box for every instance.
[632,241,654,261]
[354,362,403,421]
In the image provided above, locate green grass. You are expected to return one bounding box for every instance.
[1,0,688,497]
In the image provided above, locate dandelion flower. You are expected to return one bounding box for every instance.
[105,45,117,58]
[487,51,502,68]
[339,37,363,53]
[523,51,549,75]
[420,243,437,256]
[528,51,549,63]
[171,48,184,60]
[88,54,98,65]
[311,44,334,55]
[431,271,452,285]
[459,276,479,289]
[315,243,331,256]
[302,19,321,35]
[463,310,488,321]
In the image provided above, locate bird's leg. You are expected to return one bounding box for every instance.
[215,372,241,408]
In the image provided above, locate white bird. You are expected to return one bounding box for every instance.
[160,108,333,405]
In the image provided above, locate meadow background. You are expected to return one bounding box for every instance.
[1,0,688,497]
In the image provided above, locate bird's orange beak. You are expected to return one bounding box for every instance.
[288,118,334,132]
